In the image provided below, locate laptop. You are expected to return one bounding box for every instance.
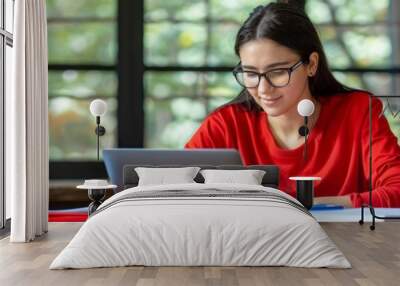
[103,148,243,186]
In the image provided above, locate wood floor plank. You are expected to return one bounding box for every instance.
[0,222,399,286]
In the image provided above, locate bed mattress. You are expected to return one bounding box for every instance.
[50,183,351,269]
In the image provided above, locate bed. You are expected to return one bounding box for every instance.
[50,163,350,269]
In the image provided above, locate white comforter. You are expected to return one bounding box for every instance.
[50,183,351,269]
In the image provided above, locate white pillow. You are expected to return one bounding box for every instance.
[135,167,201,186]
[200,169,266,185]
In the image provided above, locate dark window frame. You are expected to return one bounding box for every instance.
[50,0,400,180]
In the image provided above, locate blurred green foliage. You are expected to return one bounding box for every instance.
[49,97,117,160]
[382,98,400,145]
[47,0,117,160]
[48,23,116,64]
[47,0,400,160]
[47,0,116,18]
[49,71,117,98]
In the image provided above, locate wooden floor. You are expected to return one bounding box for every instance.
[0,222,399,286]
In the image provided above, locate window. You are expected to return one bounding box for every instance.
[48,0,400,180]
[144,0,400,147]
[1,0,14,229]
[306,0,400,139]
[307,0,397,92]
[143,0,270,148]
[47,0,117,179]
[47,0,117,162]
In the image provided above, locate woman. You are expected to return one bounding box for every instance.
[185,3,400,207]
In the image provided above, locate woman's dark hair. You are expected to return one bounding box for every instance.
[229,2,353,110]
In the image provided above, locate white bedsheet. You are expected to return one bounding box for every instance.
[50,183,351,269]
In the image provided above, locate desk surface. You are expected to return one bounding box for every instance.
[1,222,400,285]
[52,206,400,223]
[311,208,400,222]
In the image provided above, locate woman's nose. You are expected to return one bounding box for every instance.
[258,75,274,94]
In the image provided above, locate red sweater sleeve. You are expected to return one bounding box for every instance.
[351,97,400,207]
[185,110,231,148]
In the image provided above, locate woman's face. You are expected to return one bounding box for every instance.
[239,38,316,117]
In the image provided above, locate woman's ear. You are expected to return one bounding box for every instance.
[307,52,319,77]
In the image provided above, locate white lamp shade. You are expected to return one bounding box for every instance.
[90,99,107,117]
[297,99,315,117]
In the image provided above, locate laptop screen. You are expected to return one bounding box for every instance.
[103,148,243,185]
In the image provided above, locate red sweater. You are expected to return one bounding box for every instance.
[185,91,400,207]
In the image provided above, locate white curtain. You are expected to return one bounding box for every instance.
[7,0,49,242]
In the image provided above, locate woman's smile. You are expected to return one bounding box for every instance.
[260,95,282,106]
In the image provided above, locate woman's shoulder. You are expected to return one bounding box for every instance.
[320,90,374,111]
[207,102,255,120]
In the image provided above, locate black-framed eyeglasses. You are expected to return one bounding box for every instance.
[233,60,304,88]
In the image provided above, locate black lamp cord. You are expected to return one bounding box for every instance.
[95,116,107,161]
[303,116,308,161]
[96,116,100,161]
[298,116,309,161]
